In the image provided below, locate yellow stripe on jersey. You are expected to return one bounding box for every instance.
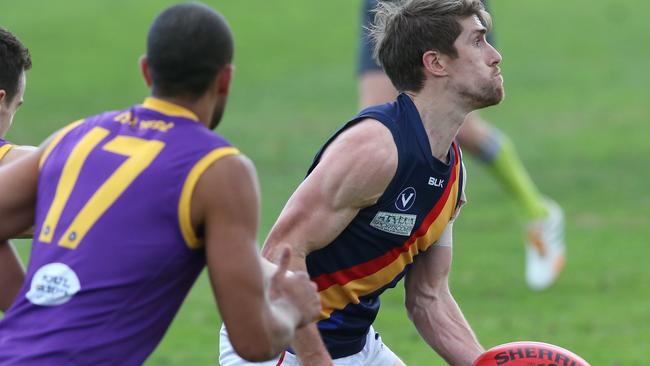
[58,134,165,249]
[142,97,199,122]
[39,127,110,244]
[39,119,85,168]
[410,165,460,251]
[178,147,240,249]
[318,161,461,319]
[0,144,13,161]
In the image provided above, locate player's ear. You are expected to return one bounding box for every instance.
[139,56,153,87]
[0,90,6,105]
[422,50,448,77]
[215,64,233,96]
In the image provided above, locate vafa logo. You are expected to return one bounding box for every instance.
[395,187,416,211]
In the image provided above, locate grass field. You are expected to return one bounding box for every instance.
[2,0,649,365]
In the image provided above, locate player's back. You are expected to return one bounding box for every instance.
[0,98,237,365]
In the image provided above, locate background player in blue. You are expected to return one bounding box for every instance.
[0,4,320,364]
[0,27,37,312]
[220,0,501,364]
[358,0,566,290]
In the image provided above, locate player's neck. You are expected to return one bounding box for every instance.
[152,95,213,128]
[405,91,468,162]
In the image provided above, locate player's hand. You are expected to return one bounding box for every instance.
[268,246,320,327]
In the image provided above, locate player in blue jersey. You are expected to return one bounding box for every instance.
[359,0,566,291]
[0,4,320,364]
[0,27,37,312]
[220,0,501,365]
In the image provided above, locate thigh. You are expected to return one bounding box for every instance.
[357,0,382,76]
[361,327,403,366]
[457,112,494,154]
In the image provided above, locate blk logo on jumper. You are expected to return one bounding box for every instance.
[428,176,444,188]
[395,187,416,212]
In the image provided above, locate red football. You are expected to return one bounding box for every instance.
[473,341,590,366]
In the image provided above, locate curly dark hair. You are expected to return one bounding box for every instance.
[0,28,32,103]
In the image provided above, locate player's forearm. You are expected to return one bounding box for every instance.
[0,241,25,312]
[262,240,310,283]
[211,252,294,361]
[262,244,332,364]
[292,323,333,366]
[258,297,302,359]
[225,290,300,361]
[408,290,483,365]
[12,227,34,239]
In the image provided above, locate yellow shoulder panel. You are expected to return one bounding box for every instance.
[0,144,13,161]
[178,146,240,249]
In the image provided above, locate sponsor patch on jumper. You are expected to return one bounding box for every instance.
[370,211,417,236]
[26,262,81,306]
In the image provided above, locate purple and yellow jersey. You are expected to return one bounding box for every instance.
[0,138,14,161]
[304,93,466,358]
[0,98,239,365]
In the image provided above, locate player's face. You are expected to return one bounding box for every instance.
[0,71,26,138]
[447,15,504,109]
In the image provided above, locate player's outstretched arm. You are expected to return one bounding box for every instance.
[261,119,398,366]
[0,146,39,240]
[195,154,319,362]
[0,149,42,311]
[0,240,24,312]
[404,235,484,366]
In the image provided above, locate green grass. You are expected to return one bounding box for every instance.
[2,0,649,364]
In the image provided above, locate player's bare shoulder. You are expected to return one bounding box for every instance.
[195,153,259,207]
[318,118,398,207]
[190,152,260,240]
[329,117,395,155]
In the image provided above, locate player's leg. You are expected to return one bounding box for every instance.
[456,114,549,220]
[358,0,398,109]
[456,114,566,290]
[359,327,404,366]
[220,324,405,366]
[359,71,397,109]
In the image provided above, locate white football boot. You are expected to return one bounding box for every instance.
[525,198,566,290]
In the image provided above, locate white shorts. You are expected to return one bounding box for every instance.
[219,324,400,366]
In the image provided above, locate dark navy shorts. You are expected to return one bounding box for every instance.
[357,0,495,75]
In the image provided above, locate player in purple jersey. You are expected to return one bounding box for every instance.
[220,0,502,365]
[0,4,320,365]
[0,27,37,312]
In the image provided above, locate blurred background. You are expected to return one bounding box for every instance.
[2,0,648,364]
